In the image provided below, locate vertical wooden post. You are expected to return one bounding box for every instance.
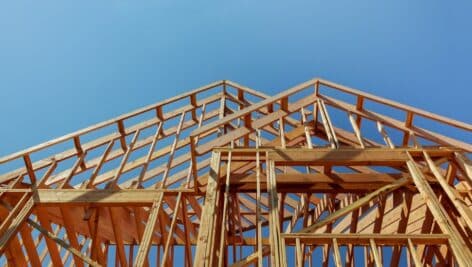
[23,154,37,184]
[348,112,365,148]
[255,130,263,266]
[369,239,383,267]
[194,152,221,266]
[317,99,339,148]
[355,96,364,127]
[333,238,342,267]
[267,158,287,267]
[218,146,232,267]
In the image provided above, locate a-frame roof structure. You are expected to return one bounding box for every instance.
[0,78,471,266]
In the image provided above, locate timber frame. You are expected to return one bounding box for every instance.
[0,78,471,266]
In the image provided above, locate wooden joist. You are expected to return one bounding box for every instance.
[282,234,450,245]
[267,148,454,166]
[34,189,192,205]
[228,172,408,193]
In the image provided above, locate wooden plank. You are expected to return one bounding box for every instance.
[37,160,58,188]
[369,239,383,267]
[230,247,271,267]
[180,196,193,267]
[134,194,164,267]
[60,207,85,267]
[36,209,65,267]
[300,107,313,148]
[267,159,286,266]
[332,238,342,267]
[73,136,87,170]
[88,208,106,265]
[455,152,472,181]
[348,112,365,148]
[218,148,232,267]
[424,152,472,231]
[229,172,404,192]
[190,94,198,121]
[35,189,191,205]
[158,111,186,188]
[109,207,129,267]
[376,121,394,148]
[31,211,101,266]
[19,224,42,267]
[194,152,221,266]
[7,236,28,266]
[355,96,364,127]
[406,154,472,266]
[317,99,338,148]
[136,122,162,188]
[282,234,449,245]
[255,132,263,267]
[195,127,251,155]
[23,154,37,183]
[87,139,115,188]
[407,238,423,267]
[0,194,34,253]
[58,151,88,188]
[297,177,410,233]
[2,77,472,267]
[117,120,129,151]
[295,238,303,267]
[402,112,414,146]
[251,110,288,129]
[109,129,141,187]
[160,193,184,267]
[389,191,413,266]
[268,148,410,166]
[218,94,226,135]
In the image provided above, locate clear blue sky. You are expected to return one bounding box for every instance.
[1,2,471,265]
[1,1,471,156]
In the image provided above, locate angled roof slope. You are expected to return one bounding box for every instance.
[0,79,471,266]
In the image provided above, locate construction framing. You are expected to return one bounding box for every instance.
[0,78,471,266]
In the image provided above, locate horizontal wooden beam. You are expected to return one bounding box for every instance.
[282,234,449,245]
[228,173,410,193]
[35,189,194,206]
[266,148,459,166]
[269,149,409,166]
[92,234,450,247]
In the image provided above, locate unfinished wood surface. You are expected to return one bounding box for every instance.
[1,79,471,266]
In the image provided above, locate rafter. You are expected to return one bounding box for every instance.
[1,79,471,266]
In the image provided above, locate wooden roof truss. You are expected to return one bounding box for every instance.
[0,78,471,266]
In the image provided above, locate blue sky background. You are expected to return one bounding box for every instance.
[1,1,472,156]
[1,1,471,265]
